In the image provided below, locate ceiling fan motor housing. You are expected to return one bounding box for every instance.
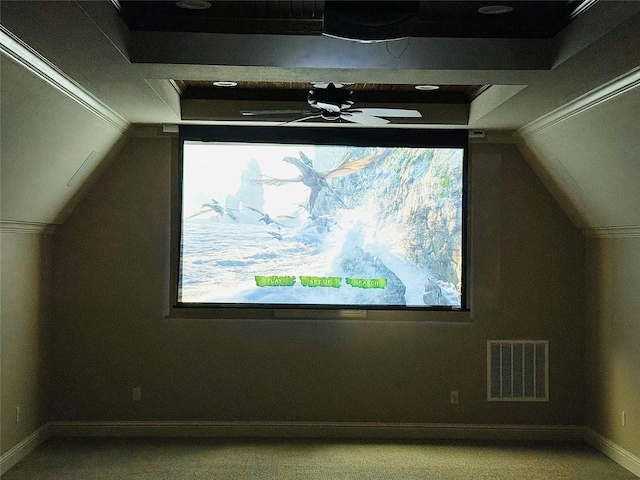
[307,83,354,112]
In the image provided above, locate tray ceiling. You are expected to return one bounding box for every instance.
[118,1,583,39]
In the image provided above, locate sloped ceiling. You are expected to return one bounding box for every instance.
[1,1,640,229]
[519,78,640,231]
[0,56,124,226]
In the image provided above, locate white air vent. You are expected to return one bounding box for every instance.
[487,340,548,402]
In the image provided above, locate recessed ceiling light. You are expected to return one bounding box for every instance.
[478,5,514,15]
[415,85,440,91]
[176,0,211,10]
[212,81,238,87]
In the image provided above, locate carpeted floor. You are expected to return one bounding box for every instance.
[3,437,638,479]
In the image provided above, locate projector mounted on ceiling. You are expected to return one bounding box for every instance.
[322,1,420,42]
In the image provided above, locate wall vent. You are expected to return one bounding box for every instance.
[487,340,548,402]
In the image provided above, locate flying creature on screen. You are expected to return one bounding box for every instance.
[254,150,385,213]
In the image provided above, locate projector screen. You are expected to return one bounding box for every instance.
[176,127,467,310]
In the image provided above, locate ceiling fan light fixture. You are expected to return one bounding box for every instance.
[241,83,421,126]
[415,84,440,91]
[212,81,237,87]
[478,5,514,15]
[176,0,211,10]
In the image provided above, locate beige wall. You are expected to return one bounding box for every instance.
[48,134,586,425]
[586,236,640,457]
[516,73,640,457]
[1,52,124,455]
[0,56,124,226]
[0,231,51,454]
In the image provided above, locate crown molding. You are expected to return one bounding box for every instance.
[0,25,129,133]
[519,66,640,138]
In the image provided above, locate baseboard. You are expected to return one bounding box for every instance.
[0,423,50,475]
[47,421,584,442]
[584,428,640,477]
[0,220,56,234]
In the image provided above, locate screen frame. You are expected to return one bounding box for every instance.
[170,125,469,319]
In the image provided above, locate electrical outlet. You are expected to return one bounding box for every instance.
[16,406,20,423]
[622,411,627,427]
[132,387,141,402]
[451,390,459,405]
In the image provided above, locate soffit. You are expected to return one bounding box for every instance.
[117,1,579,38]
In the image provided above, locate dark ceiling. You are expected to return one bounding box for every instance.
[116,0,590,120]
[118,1,584,39]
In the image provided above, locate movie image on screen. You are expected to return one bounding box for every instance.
[180,141,464,308]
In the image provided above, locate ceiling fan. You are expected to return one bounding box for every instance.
[240,83,422,126]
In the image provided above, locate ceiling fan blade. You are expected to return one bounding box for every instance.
[278,114,323,126]
[241,110,315,116]
[353,108,422,118]
[341,112,390,126]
